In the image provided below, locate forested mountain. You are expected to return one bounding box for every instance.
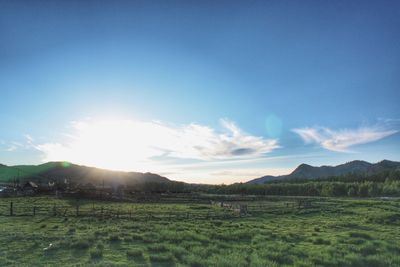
[247,160,400,184]
[2,159,400,198]
[0,162,169,186]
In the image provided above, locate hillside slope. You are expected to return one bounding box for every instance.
[247,160,400,184]
[0,162,169,186]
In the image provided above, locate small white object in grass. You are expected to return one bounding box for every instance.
[43,243,53,251]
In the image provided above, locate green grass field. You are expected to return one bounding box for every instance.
[0,196,399,266]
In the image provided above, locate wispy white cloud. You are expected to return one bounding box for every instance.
[33,118,279,171]
[5,144,18,152]
[24,134,34,144]
[211,168,289,178]
[292,126,398,152]
[2,135,35,152]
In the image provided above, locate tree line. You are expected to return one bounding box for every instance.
[195,170,400,197]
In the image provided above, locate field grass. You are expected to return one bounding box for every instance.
[0,196,399,266]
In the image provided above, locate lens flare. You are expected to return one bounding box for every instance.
[265,114,283,138]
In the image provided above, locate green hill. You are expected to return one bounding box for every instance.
[0,162,170,186]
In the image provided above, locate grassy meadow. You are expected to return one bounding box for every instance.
[0,196,399,267]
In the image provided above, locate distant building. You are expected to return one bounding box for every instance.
[22,181,38,195]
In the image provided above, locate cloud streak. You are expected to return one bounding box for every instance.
[34,118,279,171]
[292,126,397,152]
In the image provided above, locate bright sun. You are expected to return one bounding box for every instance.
[36,117,279,181]
[38,119,166,172]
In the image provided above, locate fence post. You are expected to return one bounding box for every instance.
[10,201,13,216]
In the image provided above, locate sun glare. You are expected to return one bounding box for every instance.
[37,117,280,175]
[39,119,165,172]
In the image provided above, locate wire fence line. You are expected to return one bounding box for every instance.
[0,193,343,225]
[0,201,246,221]
[0,198,331,222]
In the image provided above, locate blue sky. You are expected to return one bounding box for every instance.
[1,1,399,184]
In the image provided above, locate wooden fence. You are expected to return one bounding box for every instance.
[0,201,244,221]
[0,196,336,221]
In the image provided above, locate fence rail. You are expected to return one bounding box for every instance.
[0,201,245,221]
[0,197,335,222]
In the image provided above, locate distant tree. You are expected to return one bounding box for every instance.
[358,182,370,197]
[347,186,357,197]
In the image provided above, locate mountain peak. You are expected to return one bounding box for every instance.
[375,159,400,169]
[341,160,371,166]
[379,159,396,164]
[290,163,316,177]
[246,159,400,184]
[295,163,313,170]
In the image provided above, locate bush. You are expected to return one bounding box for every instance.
[130,233,143,241]
[147,243,168,252]
[108,234,121,242]
[90,248,103,259]
[149,253,174,263]
[67,228,76,235]
[170,246,187,260]
[126,248,143,258]
[208,253,248,267]
[360,242,378,255]
[71,240,90,250]
[313,237,331,245]
[96,242,104,250]
[349,231,372,239]
[184,254,207,267]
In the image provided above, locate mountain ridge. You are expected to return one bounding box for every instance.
[247,160,400,184]
[0,161,170,185]
[2,160,400,186]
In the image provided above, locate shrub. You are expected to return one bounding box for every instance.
[213,221,223,227]
[71,240,90,250]
[126,248,143,258]
[96,242,104,250]
[130,233,143,241]
[93,230,102,236]
[349,231,372,239]
[313,237,331,245]
[360,242,378,255]
[170,246,187,260]
[90,248,103,259]
[142,232,158,243]
[184,254,207,267]
[108,234,121,242]
[149,253,174,263]
[147,243,168,252]
[67,228,76,235]
[208,253,248,267]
